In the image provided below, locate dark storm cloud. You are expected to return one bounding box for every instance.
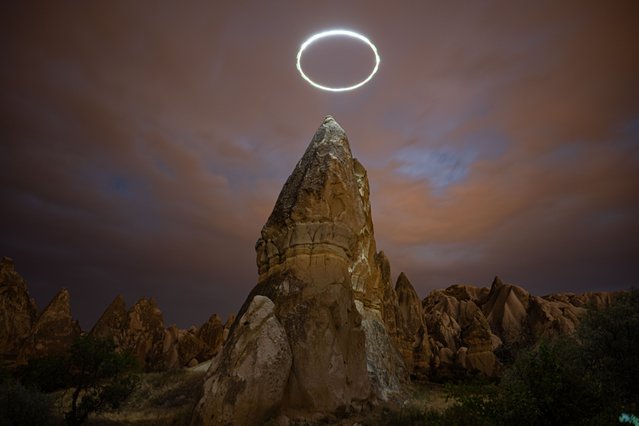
[1,1,638,328]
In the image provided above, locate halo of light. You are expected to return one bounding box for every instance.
[296,29,380,92]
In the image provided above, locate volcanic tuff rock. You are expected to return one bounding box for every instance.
[395,272,432,379]
[192,296,292,426]
[194,116,419,425]
[481,276,601,348]
[424,277,618,376]
[91,294,128,342]
[18,288,81,362]
[0,257,38,362]
[423,286,501,377]
[91,297,177,371]
[176,313,230,366]
[91,295,230,370]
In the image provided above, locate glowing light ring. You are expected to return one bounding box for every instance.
[296,29,380,92]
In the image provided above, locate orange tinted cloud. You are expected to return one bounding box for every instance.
[1,1,637,327]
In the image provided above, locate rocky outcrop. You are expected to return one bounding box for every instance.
[192,296,292,426]
[91,296,229,370]
[423,286,501,377]
[125,298,179,371]
[424,277,618,377]
[91,294,128,343]
[481,277,533,347]
[195,314,226,360]
[194,116,413,425]
[18,288,81,362]
[90,296,175,371]
[395,273,431,379]
[0,257,38,362]
[481,276,609,349]
[176,314,229,367]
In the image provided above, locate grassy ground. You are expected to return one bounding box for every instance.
[47,362,210,426]
[49,366,453,426]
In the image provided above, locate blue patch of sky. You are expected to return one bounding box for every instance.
[618,118,639,154]
[394,128,508,193]
[587,208,628,230]
[411,242,483,265]
[544,142,581,165]
[152,158,176,180]
[106,176,133,195]
[395,147,476,191]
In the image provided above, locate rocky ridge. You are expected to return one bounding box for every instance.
[424,276,617,377]
[0,258,230,370]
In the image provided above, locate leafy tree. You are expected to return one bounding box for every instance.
[63,335,139,426]
[578,288,639,408]
[494,338,603,425]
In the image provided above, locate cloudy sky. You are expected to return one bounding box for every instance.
[2,1,638,329]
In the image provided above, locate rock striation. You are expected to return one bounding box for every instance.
[18,288,81,362]
[193,116,421,425]
[0,257,38,363]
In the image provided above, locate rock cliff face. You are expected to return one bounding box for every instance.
[18,288,81,362]
[194,116,418,425]
[0,257,38,362]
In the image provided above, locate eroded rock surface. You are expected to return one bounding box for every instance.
[424,277,618,377]
[423,286,500,377]
[91,296,228,369]
[193,296,292,426]
[395,273,432,379]
[0,257,38,362]
[194,116,413,425]
[90,296,176,370]
[18,288,81,362]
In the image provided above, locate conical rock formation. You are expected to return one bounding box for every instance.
[90,295,229,370]
[18,288,81,362]
[90,296,178,371]
[194,117,414,425]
